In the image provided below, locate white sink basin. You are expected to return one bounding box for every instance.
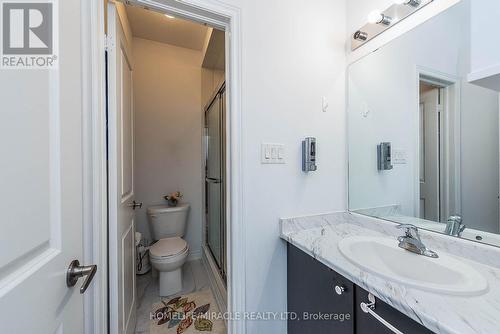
[339,236,488,296]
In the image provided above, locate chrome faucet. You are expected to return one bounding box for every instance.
[445,215,465,237]
[396,224,438,258]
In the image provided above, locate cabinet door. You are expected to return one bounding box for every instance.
[288,244,354,334]
[355,287,434,334]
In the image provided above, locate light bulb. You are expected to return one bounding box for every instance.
[367,10,383,24]
[367,10,392,25]
[394,0,421,7]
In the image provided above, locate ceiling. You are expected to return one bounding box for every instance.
[125,5,209,51]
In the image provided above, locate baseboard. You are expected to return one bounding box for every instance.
[187,249,202,262]
[201,245,227,316]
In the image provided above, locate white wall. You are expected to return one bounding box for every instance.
[470,0,500,73]
[220,1,347,333]
[201,29,225,106]
[468,0,500,91]
[461,83,499,233]
[133,37,204,259]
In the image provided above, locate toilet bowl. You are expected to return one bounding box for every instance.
[147,203,190,296]
[149,237,189,296]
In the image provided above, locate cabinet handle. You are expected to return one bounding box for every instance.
[360,293,403,334]
[334,285,346,295]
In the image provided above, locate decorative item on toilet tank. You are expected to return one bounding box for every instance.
[164,191,183,207]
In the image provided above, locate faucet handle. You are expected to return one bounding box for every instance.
[396,223,418,231]
[447,215,462,223]
[459,223,466,234]
[396,224,420,239]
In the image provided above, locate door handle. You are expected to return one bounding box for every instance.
[206,178,222,184]
[66,260,97,294]
[128,200,143,210]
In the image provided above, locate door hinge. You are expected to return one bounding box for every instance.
[104,35,114,52]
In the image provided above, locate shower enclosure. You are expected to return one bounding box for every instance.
[205,83,227,282]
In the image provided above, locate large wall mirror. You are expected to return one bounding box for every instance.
[348,0,500,247]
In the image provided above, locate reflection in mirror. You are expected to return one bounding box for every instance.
[348,1,500,247]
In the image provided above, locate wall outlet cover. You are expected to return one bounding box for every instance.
[261,143,286,164]
[393,149,408,165]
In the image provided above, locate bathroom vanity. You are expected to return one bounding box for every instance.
[288,243,433,334]
[281,212,500,334]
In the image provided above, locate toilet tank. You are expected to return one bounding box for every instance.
[147,203,190,240]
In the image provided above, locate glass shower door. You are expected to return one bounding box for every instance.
[205,86,226,279]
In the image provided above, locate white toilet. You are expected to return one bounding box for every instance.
[147,203,190,296]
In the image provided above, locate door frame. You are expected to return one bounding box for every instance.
[82,1,245,333]
[415,66,462,222]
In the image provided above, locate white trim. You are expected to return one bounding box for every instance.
[416,67,462,220]
[85,1,245,333]
[439,86,447,222]
[83,0,108,333]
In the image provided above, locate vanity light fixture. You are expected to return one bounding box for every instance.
[367,10,393,26]
[351,0,432,50]
[394,0,421,7]
[353,30,368,41]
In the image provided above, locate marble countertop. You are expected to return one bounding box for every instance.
[280,212,500,334]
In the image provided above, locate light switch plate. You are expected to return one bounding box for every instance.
[261,143,285,164]
[393,149,407,165]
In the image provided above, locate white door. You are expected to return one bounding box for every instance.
[419,87,441,221]
[107,3,137,334]
[0,0,91,333]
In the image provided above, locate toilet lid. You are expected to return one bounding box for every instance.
[150,237,188,258]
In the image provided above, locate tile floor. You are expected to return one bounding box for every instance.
[135,259,211,334]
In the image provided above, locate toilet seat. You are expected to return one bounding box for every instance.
[150,237,188,260]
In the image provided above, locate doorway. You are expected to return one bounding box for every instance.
[419,82,444,221]
[103,1,237,333]
[418,72,461,223]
